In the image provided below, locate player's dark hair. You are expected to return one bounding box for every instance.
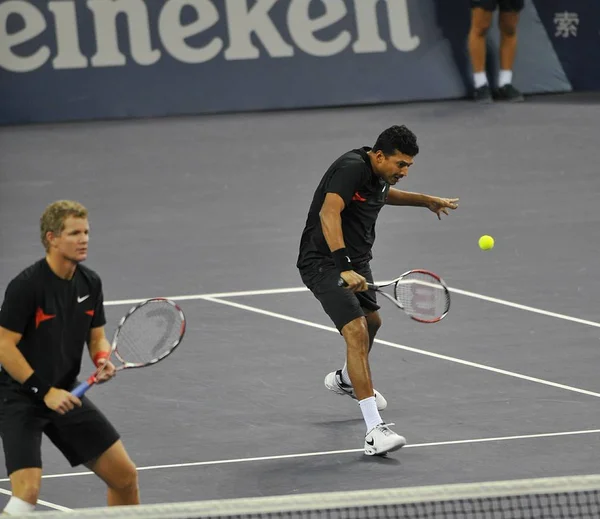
[373,125,419,157]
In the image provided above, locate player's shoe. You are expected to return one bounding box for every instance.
[494,84,524,102]
[324,370,388,411]
[473,84,493,103]
[364,423,406,456]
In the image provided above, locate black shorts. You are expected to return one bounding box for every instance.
[300,261,380,332]
[0,385,120,475]
[470,0,524,12]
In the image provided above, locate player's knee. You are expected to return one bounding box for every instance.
[342,318,369,352]
[471,24,490,38]
[109,463,138,492]
[343,316,367,335]
[366,313,382,335]
[469,13,491,38]
[499,22,517,37]
[470,7,493,35]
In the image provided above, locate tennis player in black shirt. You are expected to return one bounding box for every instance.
[297,126,459,456]
[0,201,139,514]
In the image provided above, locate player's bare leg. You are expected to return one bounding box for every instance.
[330,310,387,410]
[86,440,139,506]
[365,310,382,353]
[3,468,41,514]
[341,317,373,400]
[342,317,406,455]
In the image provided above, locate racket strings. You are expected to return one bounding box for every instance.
[116,301,184,366]
[394,273,450,321]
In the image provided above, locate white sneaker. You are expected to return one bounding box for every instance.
[324,370,388,411]
[364,423,406,456]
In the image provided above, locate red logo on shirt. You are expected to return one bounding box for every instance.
[35,307,56,329]
[85,310,95,317]
[352,192,367,202]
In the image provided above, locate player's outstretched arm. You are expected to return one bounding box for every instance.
[386,188,459,219]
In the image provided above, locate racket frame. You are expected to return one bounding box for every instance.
[369,269,451,324]
[72,297,186,397]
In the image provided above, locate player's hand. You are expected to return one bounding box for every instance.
[44,388,82,415]
[95,359,116,384]
[339,270,368,292]
[426,197,459,220]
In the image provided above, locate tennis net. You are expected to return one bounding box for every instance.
[24,474,600,518]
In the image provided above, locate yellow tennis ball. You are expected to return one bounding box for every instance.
[479,235,495,250]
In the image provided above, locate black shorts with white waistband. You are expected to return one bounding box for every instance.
[300,261,380,333]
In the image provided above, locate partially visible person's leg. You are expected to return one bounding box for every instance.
[468,4,495,101]
[495,0,525,101]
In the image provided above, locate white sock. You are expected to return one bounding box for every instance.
[498,69,513,87]
[4,496,35,515]
[341,363,352,386]
[358,396,383,432]
[473,72,488,88]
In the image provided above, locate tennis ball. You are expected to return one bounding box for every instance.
[479,235,495,250]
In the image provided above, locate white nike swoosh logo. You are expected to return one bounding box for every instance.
[77,295,90,303]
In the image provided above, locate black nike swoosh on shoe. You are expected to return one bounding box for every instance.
[336,376,353,390]
[366,438,375,446]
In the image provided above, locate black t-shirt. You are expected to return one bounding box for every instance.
[297,147,389,269]
[0,259,106,390]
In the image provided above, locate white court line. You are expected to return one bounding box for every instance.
[103,283,600,329]
[103,287,310,307]
[449,287,600,329]
[0,488,71,511]
[1,429,599,483]
[204,296,600,399]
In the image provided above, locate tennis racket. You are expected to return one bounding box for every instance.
[339,269,450,323]
[72,298,186,398]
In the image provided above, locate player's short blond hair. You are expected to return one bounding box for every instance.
[40,200,88,251]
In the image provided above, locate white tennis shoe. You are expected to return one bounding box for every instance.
[364,423,406,456]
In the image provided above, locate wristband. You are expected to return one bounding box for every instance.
[332,248,352,272]
[93,351,111,367]
[22,372,51,399]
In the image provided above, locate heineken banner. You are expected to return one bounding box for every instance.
[0,0,597,124]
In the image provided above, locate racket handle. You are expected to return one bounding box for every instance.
[337,278,376,290]
[72,376,96,398]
